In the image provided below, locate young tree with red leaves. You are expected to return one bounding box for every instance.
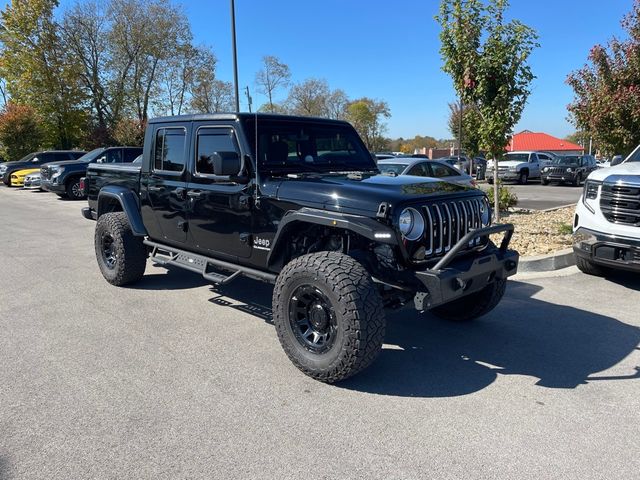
[567,1,640,156]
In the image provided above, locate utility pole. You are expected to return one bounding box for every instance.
[245,86,252,113]
[230,0,240,112]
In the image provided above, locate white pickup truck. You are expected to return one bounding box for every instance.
[573,145,640,275]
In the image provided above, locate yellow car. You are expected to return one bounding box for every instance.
[9,168,40,187]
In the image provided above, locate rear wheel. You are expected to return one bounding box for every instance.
[430,278,506,322]
[95,212,147,286]
[272,252,386,383]
[66,177,86,200]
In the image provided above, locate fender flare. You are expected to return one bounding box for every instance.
[97,186,148,236]
[267,207,398,268]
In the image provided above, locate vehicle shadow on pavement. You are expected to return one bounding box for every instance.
[130,265,211,290]
[602,270,640,291]
[338,280,640,397]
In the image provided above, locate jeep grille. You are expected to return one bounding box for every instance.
[417,197,486,258]
[600,183,640,226]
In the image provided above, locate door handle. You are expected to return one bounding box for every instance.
[187,190,203,199]
[148,186,163,192]
[174,187,187,199]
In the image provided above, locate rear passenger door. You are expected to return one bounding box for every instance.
[143,125,189,245]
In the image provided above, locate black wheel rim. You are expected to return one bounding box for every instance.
[101,232,117,269]
[288,285,337,354]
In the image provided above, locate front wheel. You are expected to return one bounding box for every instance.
[518,171,529,185]
[575,255,608,277]
[272,252,386,383]
[541,178,549,185]
[95,212,147,286]
[572,173,582,187]
[430,278,506,322]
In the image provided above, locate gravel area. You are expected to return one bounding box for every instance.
[493,206,576,257]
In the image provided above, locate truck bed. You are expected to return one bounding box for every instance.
[86,163,141,210]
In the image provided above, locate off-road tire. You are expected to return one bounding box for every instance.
[541,178,549,185]
[487,178,494,185]
[575,255,608,277]
[430,278,506,322]
[95,212,146,286]
[572,173,582,187]
[66,177,85,200]
[518,171,529,185]
[272,251,386,383]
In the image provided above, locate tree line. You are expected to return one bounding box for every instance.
[0,0,391,161]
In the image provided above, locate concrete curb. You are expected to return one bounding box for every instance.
[518,247,576,273]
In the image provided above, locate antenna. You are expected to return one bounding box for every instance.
[245,86,253,113]
[254,111,260,208]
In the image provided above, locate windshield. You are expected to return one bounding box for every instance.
[552,156,580,165]
[378,163,407,175]
[501,153,528,162]
[625,145,640,163]
[75,147,106,163]
[245,119,377,174]
[16,153,36,162]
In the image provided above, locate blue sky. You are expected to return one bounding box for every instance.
[183,0,631,140]
[7,0,633,140]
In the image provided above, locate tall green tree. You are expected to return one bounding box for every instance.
[0,0,87,148]
[345,98,391,152]
[567,0,640,156]
[437,0,538,218]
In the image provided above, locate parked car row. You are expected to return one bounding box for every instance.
[486,151,598,187]
[0,146,143,199]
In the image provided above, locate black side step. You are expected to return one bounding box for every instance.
[144,240,278,285]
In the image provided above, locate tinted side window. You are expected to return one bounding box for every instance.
[407,163,429,176]
[530,153,539,162]
[196,127,239,175]
[430,163,459,177]
[123,149,142,163]
[105,149,123,163]
[154,128,186,172]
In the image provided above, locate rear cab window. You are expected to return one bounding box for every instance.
[154,127,187,173]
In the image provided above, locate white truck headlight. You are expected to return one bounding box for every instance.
[398,207,425,241]
[582,180,601,213]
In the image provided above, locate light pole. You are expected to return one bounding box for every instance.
[230,0,240,112]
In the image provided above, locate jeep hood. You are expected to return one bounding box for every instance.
[269,173,479,215]
[588,162,640,182]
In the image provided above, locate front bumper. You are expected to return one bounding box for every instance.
[573,227,640,272]
[542,173,577,183]
[413,224,519,310]
[41,179,65,194]
[486,170,519,181]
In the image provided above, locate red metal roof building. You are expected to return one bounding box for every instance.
[507,130,584,154]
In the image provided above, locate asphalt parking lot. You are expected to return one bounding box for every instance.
[1,187,639,479]
[478,181,582,210]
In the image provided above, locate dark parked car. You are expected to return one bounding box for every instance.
[541,154,598,186]
[41,146,142,199]
[81,113,518,383]
[0,150,86,186]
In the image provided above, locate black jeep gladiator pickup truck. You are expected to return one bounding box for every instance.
[82,113,519,382]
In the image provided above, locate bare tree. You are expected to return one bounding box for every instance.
[286,78,330,117]
[255,55,291,112]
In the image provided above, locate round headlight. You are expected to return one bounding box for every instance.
[542,167,549,172]
[480,200,491,226]
[566,168,573,173]
[398,207,424,241]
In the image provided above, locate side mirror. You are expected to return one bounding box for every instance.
[96,156,106,164]
[210,152,241,176]
[610,156,624,166]
[31,157,39,163]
